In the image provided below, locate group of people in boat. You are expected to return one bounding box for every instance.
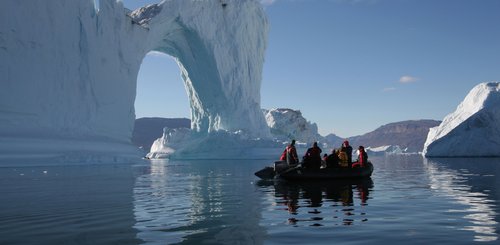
[280,139,368,170]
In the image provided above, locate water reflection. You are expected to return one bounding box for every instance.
[133,159,266,244]
[257,178,373,227]
[132,156,500,243]
[424,158,499,242]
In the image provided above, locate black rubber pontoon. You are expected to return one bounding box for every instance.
[255,161,373,181]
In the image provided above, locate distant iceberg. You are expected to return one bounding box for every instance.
[263,108,323,144]
[146,107,435,159]
[147,108,325,159]
[366,145,407,155]
[146,128,280,159]
[423,82,500,157]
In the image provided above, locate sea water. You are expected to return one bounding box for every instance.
[0,155,499,244]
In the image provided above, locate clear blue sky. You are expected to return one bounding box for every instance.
[122,0,500,137]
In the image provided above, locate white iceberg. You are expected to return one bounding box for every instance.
[366,145,406,155]
[423,82,500,157]
[263,108,323,144]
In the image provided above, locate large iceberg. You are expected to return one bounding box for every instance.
[423,82,500,157]
[0,0,270,162]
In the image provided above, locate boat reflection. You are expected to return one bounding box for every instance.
[257,178,373,226]
[424,157,499,242]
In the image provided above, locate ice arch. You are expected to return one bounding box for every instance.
[0,0,270,160]
[134,1,270,136]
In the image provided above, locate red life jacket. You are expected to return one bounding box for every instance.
[280,149,287,161]
[358,150,367,166]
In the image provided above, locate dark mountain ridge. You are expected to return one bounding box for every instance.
[325,120,441,152]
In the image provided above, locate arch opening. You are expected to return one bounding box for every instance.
[132,51,191,153]
[134,51,190,121]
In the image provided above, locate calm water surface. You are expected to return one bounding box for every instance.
[0,155,499,244]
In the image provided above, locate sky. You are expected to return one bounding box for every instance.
[123,0,500,137]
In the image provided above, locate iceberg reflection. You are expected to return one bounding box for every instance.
[133,159,265,244]
[424,158,499,242]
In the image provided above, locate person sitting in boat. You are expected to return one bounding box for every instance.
[325,149,340,168]
[303,142,322,169]
[352,145,368,168]
[280,139,299,165]
[341,140,353,164]
[338,148,349,167]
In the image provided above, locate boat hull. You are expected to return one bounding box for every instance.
[255,162,374,181]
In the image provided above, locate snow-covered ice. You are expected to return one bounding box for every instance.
[423,82,500,157]
[0,0,270,162]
